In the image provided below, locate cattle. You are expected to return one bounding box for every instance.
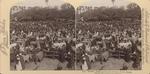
[22,54,30,63]
[36,51,44,62]
[87,54,98,63]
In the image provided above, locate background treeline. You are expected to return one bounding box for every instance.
[78,3,141,21]
[10,3,75,21]
[10,3,141,22]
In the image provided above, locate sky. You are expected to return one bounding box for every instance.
[15,0,134,7]
[82,0,133,7]
[16,0,66,7]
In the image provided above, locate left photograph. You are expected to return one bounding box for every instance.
[10,0,75,70]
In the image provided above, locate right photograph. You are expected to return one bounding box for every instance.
[75,0,141,70]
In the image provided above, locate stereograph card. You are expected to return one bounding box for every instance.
[0,0,150,74]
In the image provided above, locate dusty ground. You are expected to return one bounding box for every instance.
[10,58,68,70]
[76,58,135,70]
[10,57,138,70]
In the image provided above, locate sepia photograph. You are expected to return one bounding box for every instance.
[75,0,141,70]
[10,0,75,70]
[1,0,150,74]
[9,0,142,71]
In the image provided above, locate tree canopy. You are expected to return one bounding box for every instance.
[11,3,75,21]
[78,3,141,21]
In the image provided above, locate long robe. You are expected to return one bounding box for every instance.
[16,60,23,71]
[82,61,88,70]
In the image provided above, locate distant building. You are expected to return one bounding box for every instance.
[10,6,26,14]
[77,6,93,14]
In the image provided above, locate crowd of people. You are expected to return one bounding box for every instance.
[10,18,141,70]
[10,20,76,70]
[75,19,141,70]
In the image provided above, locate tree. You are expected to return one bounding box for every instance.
[60,3,75,20]
[126,3,141,19]
[11,3,75,21]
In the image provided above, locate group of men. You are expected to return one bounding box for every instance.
[10,19,141,70]
[10,20,76,70]
[75,20,141,70]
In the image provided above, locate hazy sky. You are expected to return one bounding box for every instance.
[82,0,132,7]
[16,0,65,7]
[15,0,133,7]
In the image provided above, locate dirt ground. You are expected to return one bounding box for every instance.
[10,57,139,70]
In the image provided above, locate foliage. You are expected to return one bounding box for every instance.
[78,3,141,21]
[11,3,75,21]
